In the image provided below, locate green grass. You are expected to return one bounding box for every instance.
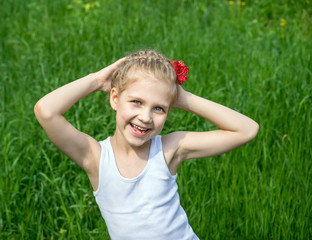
[1,0,311,239]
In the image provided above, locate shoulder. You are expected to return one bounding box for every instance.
[83,137,109,191]
[98,137,111,150]
[161,132,188,174]
[93,136,112,165]
[83,138,102,175]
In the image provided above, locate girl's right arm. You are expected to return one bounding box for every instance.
[34,58,125,190]
[162,85,259,175]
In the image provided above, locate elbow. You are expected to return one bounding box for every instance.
[34,100,53,121]
[34,101,40,117]
[34,100,43,119]
[245,120,259,142]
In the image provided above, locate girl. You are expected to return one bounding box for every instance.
[34,50,259,239]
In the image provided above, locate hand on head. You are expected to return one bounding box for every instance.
[94,57,126,93]
[172,85,189,109]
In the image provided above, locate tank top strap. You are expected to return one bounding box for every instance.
[149,135,162,159]
[149,135,177,178]
[93,137,112,195]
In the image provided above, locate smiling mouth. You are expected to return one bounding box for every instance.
[130,123,150,135]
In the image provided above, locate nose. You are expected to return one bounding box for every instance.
[138,108,152,124]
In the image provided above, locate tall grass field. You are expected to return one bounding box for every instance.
[1,0,311,239]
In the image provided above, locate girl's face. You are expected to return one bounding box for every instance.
[110,70,173,149]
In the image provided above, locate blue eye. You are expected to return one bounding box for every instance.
[133,100,141,104]
[154,107,164,112]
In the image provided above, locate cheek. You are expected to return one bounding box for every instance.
[117,104,136,120]
[154,115,168,128]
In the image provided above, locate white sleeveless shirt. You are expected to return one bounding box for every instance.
[93,135,199,240]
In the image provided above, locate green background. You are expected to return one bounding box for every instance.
[1,0,311,239]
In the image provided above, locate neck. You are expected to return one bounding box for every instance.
[110,134,151,159]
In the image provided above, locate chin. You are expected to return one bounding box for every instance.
[127,133,154,148]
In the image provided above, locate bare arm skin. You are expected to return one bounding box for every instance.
[34,58,125,190]
[163,85,259,174]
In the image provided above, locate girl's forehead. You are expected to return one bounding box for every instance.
[122,76,172,107]
[125,77,169,94]
[121,68,177,106]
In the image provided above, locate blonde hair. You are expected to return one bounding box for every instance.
[111,50,178,105]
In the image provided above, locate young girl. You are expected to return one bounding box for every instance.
[34,50,259,239]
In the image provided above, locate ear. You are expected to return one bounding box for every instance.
[110,88,118,111]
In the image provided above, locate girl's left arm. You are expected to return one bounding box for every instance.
[163,86,259,172]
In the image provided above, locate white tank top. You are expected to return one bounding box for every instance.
[93,135,199,240]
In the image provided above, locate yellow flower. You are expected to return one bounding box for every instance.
[241,1,246,6]
[84,3,91,11]
[229,1,234,5]
[280,18,286,27]
[83,1,100,11]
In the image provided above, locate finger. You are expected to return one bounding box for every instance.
[112,57,127,68]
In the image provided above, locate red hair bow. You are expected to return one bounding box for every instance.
[172,60,189,85]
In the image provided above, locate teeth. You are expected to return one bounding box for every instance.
[131,123,148,132]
